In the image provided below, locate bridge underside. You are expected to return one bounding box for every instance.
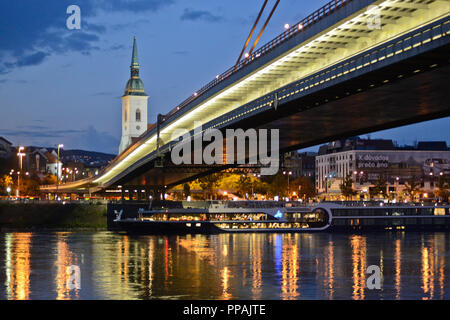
[246,44,450,152]
[116,44,450,188]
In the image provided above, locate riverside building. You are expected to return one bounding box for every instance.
[315,138,450,200]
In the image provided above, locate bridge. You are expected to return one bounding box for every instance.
[42,0,450,196]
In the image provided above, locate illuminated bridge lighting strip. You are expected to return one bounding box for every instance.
[204,17,450,131]
[93,1,449,186]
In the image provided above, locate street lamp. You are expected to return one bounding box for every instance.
[354,171,364,184]
[56,144,63,196]
[283,171,292,198]
[6,186,11,199]
[17,147,25,198]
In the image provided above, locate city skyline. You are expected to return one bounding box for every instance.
[1,0,449,154]
[0,0,449,305]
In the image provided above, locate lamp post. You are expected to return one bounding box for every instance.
[354,170,364,185]
[56,144,64,198]
[395,176,400,201]
[17,147,25,198]
[283,171,292,199]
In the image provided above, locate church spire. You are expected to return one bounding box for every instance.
[124,36,147,96]
[131,36,139,72]
[130,36,140,78]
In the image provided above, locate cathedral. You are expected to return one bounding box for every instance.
[118,37,149,154]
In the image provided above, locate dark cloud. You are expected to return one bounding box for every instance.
[62,32,100,55]
[111,19,151,31]
[16,125,48,130]
[16,51,49,67]
[0,30,100,74]
[79,126,119,154]
[0,66,9,75]
[0,0,175,75]
[180,8,224,23]
[34,31,100,56]
[84,22,107,34]
[109,44,126,51]
[0,128,84,138]
[0,125,119,154]
[100,0,175,13]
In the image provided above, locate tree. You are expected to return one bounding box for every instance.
[183,183,191,198]
[261,172,288,198]
[340,175,357,200]
[235,175,253,198]
[404,176,421,201]
[22,178,40,196]
[371,177,388,199]
[198,173,220,200]
[291,176,316,200]
[42,173,57,185]
[434,175,449,202]
[0,175,13,195]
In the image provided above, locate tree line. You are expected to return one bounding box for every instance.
[175,171,316,200]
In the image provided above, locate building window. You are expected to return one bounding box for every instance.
[136,109,141,122]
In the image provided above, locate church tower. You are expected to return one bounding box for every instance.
[119,36,149,154]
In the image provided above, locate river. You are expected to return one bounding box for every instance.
[0,231,449,300]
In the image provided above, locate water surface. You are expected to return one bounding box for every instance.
[0,231,449,300]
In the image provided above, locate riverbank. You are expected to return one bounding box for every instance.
[0,202,107,229]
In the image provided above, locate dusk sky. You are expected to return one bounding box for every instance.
[1,0,449,155]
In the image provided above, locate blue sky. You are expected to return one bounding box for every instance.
[0,0,449,154]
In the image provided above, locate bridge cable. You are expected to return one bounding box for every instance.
[248,0,281,57]
[235,0,269,65]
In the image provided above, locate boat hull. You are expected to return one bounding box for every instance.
[112,220,326,234]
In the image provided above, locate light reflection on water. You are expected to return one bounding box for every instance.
[0,231,449,300]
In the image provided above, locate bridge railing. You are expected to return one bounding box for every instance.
[202,16,450,132]
[162,0,352,122]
